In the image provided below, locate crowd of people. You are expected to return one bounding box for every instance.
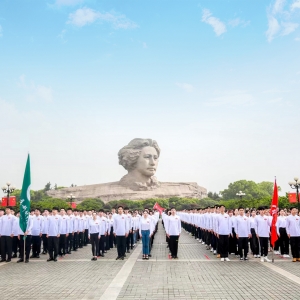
[0,206,159,263]
[176,205,300,262]
[1,204,299,264]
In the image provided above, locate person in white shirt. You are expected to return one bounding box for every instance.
[113,205,129,260]
[235,207,251,261]
[41,209,50,255]
[286,206,300,262]
[17,214,34,263]
[98,209,107,257]
[77,211,86,249]
[46,207,61,262]
[107,213,115,249]
[166,207,181,259]
[249,210,259,258]
[31,208,43,259]
[255,206,272,262]
[139,210,154,260]
[0,207,15,262]
[216,205,231,261]
[88,212,100,261]
[66,208,74,254]
[58,209,69,257]
[276,209,289,257]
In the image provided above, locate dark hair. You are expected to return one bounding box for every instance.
[238,207,244,210]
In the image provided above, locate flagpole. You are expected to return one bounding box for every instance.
[23,236,26,263]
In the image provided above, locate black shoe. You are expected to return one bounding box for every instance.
[240,257,244,261]
[17,259,24,263]
[74,249,78,251]
[47,258,53,262]
[174,256,178,259]
[244,257,248,261]
[67,251,71,254]
[116,256,121,260]
[25,259,29,263]
[6,259,11,262]
[36,255,40,258]
[102,253,105,257]
[54,258,57,262]
[42,251,46,255]
[0,259,6,263]
[127,250,130,253]
[148,254,152,257]
[12,253,17,258]
[121,256,124,260]
[30,255,35,259]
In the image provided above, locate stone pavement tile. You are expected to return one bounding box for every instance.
[272,261,300,278]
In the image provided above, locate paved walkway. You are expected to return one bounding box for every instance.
[0,221,300,299]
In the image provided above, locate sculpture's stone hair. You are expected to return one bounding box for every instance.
[118,138,160,171]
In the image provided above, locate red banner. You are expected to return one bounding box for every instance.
[270,180,278,247]
[1,196,16,207]
[288,193,297,203]
[71,202,77,208]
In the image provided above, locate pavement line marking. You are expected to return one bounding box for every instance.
[98,243,142,300]
[262,262,300,285]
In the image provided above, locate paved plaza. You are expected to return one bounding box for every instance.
[1,221,300,300]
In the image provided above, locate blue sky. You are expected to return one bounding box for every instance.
[0,0,300,196]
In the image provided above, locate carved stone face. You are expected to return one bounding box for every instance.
[135,146,159,177]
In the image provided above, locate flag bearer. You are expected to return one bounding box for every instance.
[17,214,33,263]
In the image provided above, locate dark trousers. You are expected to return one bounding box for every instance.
[109,228,114,248]
[290,236,300,258]
[48,236,59,259]
[250,229,259,255]
[229,228,238,254]
[73,232,78,250]
[279,228,289,255]
[259,237,269,257]
[238,237,249,258]
[67,233,73,253]
[84,229,89,246]
[105,234,110,250]
[169,235,179,257]
[31,235,41,256]
[78,232,84,248]
[12,236,19,255]
[90,233,99,256]
[116,235,126,257]
[59,234,67,255]
[99,235,105,254]
[19,235,32,260]
[206,231,211,246]
[1,236,12,260]
[42,234,48,253]
[218,235,229,258]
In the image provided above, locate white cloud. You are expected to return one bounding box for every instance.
[0,25,3,37]
[202,9,226,36]
[67,7,138,29]
[291,0,300,10]
[176,83,194,93]
[282,22,299,35]
[272,0,286,14]
[142,42,148,49]
[266,15,280,42]
[228,18,250,28]
[55,0,83,6]
[18,75,53,103]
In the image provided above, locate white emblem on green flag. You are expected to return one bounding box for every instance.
[19,154,31,233]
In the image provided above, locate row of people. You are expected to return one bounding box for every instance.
[178,205,300,262]
[0,206,159,262]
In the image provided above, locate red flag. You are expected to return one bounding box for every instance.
[288,193,297,203]
[270,180,279,247]
[153,202,165,214]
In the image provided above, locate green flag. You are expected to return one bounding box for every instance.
[19,154,31,233]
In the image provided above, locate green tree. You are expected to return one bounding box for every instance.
[44,182,51,192]
[77,198,104,211]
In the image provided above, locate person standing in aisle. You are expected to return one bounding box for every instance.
[47,208,61,262]
[124,208,133,253]
[66,208,74,254]
[166,207,181,259]
[88,212,100,261]
[114,205,129,260]
[235,207,251,261]
[216,205,231,261]
[0,207,16,262]
[286,207,300,262]
[31,209,43,259]
[276,208,290,258]
[255,207,272,262]
[139,210,154,260]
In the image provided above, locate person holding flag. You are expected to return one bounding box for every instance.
[270,179,279,261]
[18,154,32,263]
